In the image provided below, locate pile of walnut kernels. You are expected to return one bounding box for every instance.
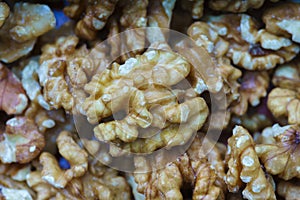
[0,0,300,199]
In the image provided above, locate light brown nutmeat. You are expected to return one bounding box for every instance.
[277,180,300,200]
[133,135,226,200]
[225,126,276,200]
[263,2,300,43]
[39,36,108,114]
[0,117,45,164]
[64,0,118,40]
[255,124,300,180]
[0,2,9,28]
[40,131,88,189]
[209,0,278,13]
[0,2,55,63]
[0,63,28,115]
[187,22,241,109]
[232,71,269,116]
[206,14,299,70]
[180,0,204,20]
[268,59,300,125]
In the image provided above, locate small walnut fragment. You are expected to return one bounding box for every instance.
[0,63,28,115]
[0,117,45,164]
[207,14,299,70]
[0,174,35,200]
[225,126,276,199]
[255,124,300,180]
[268,59,300,125]
[187,21,241,107]
[0,2,9,28]
[180,0,204,19]
[0,2,56,63]
[40,131,88,188]
[64,0,118,40]
[263,3,300,43]
[277,180,300,200]
[133,136,226,200]
[146,0,176,43]
[39,36,109,113]
[232,71,269,116]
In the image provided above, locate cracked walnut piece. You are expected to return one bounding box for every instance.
[255,124,300,180]
[0,2,55,63]
[64,0,118,40]
[0,2,9,28]
[40,131,88,188]
[277,180,300,200]
[133,135,226,200]
[39,36,109,113]
[232,71,269,116]
[268,59,300,125]
[0,117,45,164]
[209,0,278,13]
[207,14,299,70]
[0,63,28,115]
[263,2,300,43]
[225,126,276,199]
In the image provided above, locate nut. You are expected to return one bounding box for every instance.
[0,117,45,164]
[0,63,28,115]
[255,124,300,180]
[263,2,300,43]
[225,126,276,199]
[0,2,55,63]
[0,2,9,28]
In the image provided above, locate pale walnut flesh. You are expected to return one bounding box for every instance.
[207,14,299,70]
[255,124,300,180]
[0,2,55,63]
[208,0,272,13]
[232,71,269,116]
[0,63,28,115]
[263,3,300,43]
[40,131,88,188]
[277,180,300,200]
[225,126,276,199]
[0,2,9,28]
[0,117,45,164]
[133,135,226,200]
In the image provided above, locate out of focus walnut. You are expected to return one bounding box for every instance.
[225,126,276,199]
[255,124,300,180]
[0,117,45,164]
[209,0,279,13]
[64,0,118,40]
[232,71,269,116]
[268,58,300,125]
[0,2,55,63]
[0,2,9,28]
[206,14,299,70]
[0,63,28,115]
[277,180,300,200]
[263,2,300,43]
[133,135,226,200]
[27,131,131,200]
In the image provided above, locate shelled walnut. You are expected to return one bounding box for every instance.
[209,0,279,13]
[133,135,226,200]
[0,117,45,164]
[64,0,118,40]
[0,63,28,115]
[0,2,55,63]
[268,59,300,125]
[263,2,300,43]
[225,126,276,199]
[255,124,300,180]
[206,14,299,70]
